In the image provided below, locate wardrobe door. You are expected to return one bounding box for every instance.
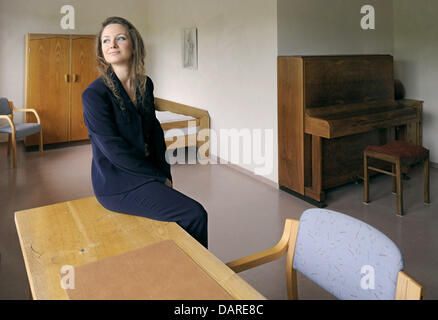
[70,36,98,141]
[25,35,70,145]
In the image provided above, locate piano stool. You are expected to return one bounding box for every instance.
[363,140,430,216]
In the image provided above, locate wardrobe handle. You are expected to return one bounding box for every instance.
[65,74,70,82]
[73,74,78,82]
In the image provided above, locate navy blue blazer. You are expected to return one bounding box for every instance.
[82,76,172,196]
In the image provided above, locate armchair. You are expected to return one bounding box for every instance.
[0,97,43,168]
[226,208,423,300]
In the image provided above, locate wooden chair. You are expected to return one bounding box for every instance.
[226,208,423,300]
[364,140,430,215]
[0,97,43,168]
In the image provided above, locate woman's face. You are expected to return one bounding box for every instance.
[101,23,133,66]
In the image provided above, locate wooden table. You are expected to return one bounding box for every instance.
[15,196,265,300]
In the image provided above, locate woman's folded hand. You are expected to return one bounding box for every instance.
[164,178,173,188]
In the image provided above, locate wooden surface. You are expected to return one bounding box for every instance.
[396,99,423,145]
[308,135,322,201]
[303,55,394,108]
[278,57,305,194]
[395,271,424,300]
[65,240,234,300]
[15,196,264,300]
[277,55,423,204]
[305,100,419,139]
[155,97,210,158]
[226,219,295,274]
[160,118,200,131]
[70,36,98,141]
[25,34,70,145]
[25,34,96,146]
[286,220,300,300]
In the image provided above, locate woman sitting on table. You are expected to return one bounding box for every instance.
[82,16,208,248]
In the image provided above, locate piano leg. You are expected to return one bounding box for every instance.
[364,152,369,203]
[312,135,322,198]
[396,121,422,176]
[279,134,326,207]
[424,156,430,204]
[396,121,419,145]
[304,135,326,204]
[396,159,403,215]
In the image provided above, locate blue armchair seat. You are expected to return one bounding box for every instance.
[0,123,42,140]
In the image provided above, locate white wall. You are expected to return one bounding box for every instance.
[143,0,279,182]
[278,0,394,55]
[394,0,438,164]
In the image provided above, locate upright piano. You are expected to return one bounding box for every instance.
[278,55,423,206]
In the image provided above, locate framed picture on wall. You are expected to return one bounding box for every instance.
[182,27,198,70]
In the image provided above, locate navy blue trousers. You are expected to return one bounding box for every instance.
[96,181,208,249]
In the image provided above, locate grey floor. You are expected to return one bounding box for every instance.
[0,142,436,300]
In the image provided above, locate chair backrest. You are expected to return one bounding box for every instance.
[0,97,11,115]
[293,208,404,300]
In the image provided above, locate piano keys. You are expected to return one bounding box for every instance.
[278,55,423,206]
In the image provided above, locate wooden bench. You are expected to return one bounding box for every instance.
[155,97,210,159]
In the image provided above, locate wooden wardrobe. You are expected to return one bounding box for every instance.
[24,34,98,146]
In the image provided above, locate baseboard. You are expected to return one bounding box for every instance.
[209,153,279,189]
[25,140,90,152]
[209,155,437,193]
[279,185,327,208]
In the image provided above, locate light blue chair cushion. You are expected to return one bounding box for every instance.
[0,123,41,139]
[293,208,404,300]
